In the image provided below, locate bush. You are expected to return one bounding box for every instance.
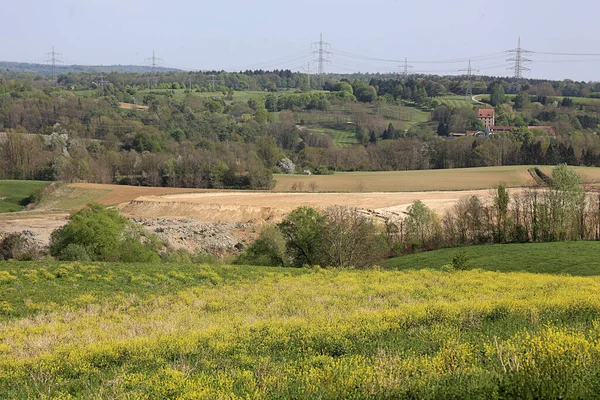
[235,224,287,266]
[451,250,472,270]
[318,206,386,268]
[58,244,91,262]
[50,203,162,262]
[0,233,40,261]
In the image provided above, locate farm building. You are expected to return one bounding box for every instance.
[477,108,495,130]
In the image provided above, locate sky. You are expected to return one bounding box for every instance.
[2,0,600,81]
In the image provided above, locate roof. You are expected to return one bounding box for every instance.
[477,108,495,118]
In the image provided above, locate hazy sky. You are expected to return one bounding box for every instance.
[3,0,600,81]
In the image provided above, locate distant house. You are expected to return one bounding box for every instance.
[477,108,495,130]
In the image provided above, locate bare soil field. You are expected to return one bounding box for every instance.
[49,183,214,209]
[119,102,149,111]
[119,189,509,222]
[0,212,69,246]
[3,165,598,254]
[273,166,537,192]
[273,166,600,192]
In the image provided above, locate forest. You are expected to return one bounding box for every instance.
[1,68,599,189]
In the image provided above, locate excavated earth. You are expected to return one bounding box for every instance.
[1,189,518,257]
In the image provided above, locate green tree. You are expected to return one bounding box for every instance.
[278,207,324,266]
[489,83,506,106]
[549,164,586,240]
[513,91,531,110]
[404,200,440,249]
[318,206,385,268]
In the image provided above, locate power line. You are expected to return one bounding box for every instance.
[301,62,311,89]
[44,46,63,87]
[312,33,332,88]
[531,51,600,57]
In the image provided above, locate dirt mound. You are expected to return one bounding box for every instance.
[134,219,257,255]
[120,199,284,223]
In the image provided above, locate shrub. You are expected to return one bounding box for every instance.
[318,206,386,268]
[50,203,162,262]
[0,233,40,261]
[58,244,91,262]
[235,224,287,266]
[451,250,472,270]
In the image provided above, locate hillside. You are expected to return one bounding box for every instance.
[2,253,600,398]
[384,241,600,276]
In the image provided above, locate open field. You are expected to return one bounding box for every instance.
[2,166,599,249]
[38,183,213,210]
[385,241,600,276]
[307,126,358,148]
[119,102,148,111]
[118,189,504,222]
[274,166,541,192]
[0,180,50,213]
[3,256,600,397]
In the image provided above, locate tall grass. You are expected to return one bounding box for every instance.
[2,261,600,398]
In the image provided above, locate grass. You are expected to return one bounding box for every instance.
[308,127,358,148]
[384,241,600,276]
[3,256,600,397]
[273,165,542,192]
[436,95,476,108]
[0,180,50,213]
[36,185,113,211]
[376,103,431,130]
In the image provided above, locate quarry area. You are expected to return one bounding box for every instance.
[0,184,509,256]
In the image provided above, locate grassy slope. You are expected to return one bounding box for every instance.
[3,254,600,397]
[384,241,600,276]
[0,180,50,213]
[308,127,358,148]
[436,95,475,108]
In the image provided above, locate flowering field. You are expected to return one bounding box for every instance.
[2,258,600,398]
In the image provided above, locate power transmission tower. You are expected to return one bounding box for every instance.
[145,50,163,88]
[506,37,532,90]
[97,73,109,96]
[302,62,311,89]
[459,59,479,100]
[209,75,218,91]
[45,46,63,87]
[399,57,413,81]
[311,33,331,88]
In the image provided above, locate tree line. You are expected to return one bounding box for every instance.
[237,165,600,268]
